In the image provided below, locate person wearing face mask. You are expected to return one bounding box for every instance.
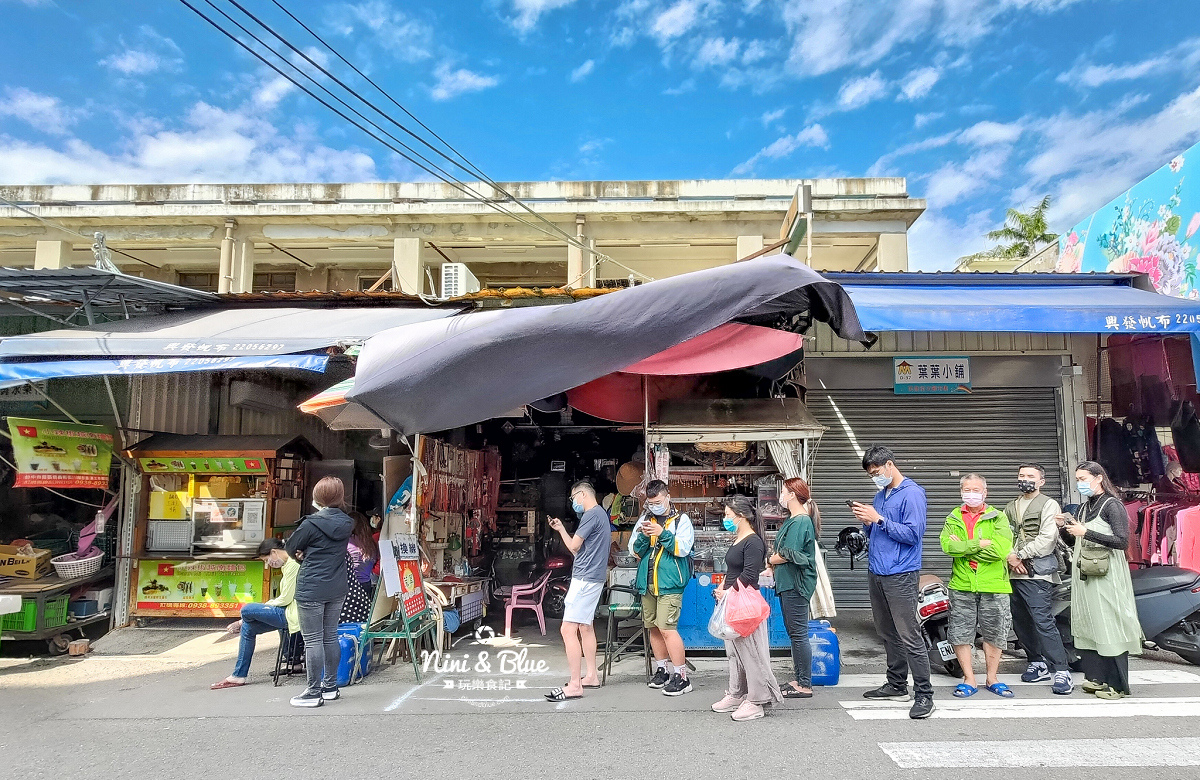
[1059,461,1143,700]
[711,496,782,721]
[1003,463,1074,695]
[940,474,1014,699]
[629,479,695,696]
[544,481,612,703]
[284,476,354,708]
[851,445,934,719]
[211,539,299,690]
[767,476,821,699]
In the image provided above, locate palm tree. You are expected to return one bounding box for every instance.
[956,195,1059,265]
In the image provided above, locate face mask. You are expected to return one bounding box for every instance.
[1076,480,1095,497]
[1017,479,1038,494]
[312,501,324,511]
[571,500,585,515]
[871,473,891,491]
[647,502,667,516]
[722,518,738,533]
[961,491,985,508]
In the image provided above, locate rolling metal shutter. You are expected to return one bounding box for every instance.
[807,388,1063,609]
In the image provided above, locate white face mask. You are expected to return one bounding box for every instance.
[961,491,985,508]
[871,473,891,490]
[312,501,324,511]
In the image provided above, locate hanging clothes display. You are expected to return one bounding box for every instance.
[1171,400,1200,473]
[1123,416,1167,486]
[1094,417,1138,487]
[1164,445,1200,492]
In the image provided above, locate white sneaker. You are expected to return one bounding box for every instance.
[712,695,743,713]
[290,688,323,708]
[731,701,765,721]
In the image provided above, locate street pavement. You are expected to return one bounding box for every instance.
[2,611,1200,779]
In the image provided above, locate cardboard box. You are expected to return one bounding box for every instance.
[0,544,52,580]
[273,498,302,527]
[197,480,250,499]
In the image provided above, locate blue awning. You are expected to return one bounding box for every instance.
[842,283,1200,334]
[0,354,327,388]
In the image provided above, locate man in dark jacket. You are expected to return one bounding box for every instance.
[285,476,354,708]
[851,445,934,719]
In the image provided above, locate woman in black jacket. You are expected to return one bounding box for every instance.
[710,496,783,721]
[285,476,354,708]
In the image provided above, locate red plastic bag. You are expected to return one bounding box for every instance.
[724,582,771,637]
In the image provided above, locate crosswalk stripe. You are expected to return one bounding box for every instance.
[879,738,1200,768]
[840,696,1200,720]
[833,669,1200,689]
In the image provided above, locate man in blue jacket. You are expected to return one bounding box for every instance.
[851,445,935,719]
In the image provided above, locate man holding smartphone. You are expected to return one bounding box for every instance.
[851,445,935,719]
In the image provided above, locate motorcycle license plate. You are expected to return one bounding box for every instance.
[937,641,955,661]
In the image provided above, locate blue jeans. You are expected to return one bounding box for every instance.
[232,603,289,679]
[778,589,812,688]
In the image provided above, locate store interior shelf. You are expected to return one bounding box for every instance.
[496,506,537,512]
[669,466,777,474]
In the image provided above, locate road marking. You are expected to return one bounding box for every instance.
[384,672,445,712]
[879,738,1200,768]
[834,669,1200,689]
[841,696,1200,720]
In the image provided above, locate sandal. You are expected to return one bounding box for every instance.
[953,683,978,698]
[985,682,1015,698]
[1081,679,1105,694]
[544,687,583,702]
[210,679,246,690]
[1094,686,1127,700]
[782,683,813,698]
[564,682,601,689]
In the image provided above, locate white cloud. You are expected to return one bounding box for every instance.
[98,26,183,76]
[922,147,1012,204]
[570,59,595,82]
[510,0,580,33]
[741,40,770,64]
[653,0,701,43]
[899,66,940,101]
[959,119,1023,146]
[761,107,787,126]
[1057,37,1200,90]
[695,37,740,67]
[0,100,378,184]
[836,71,887,110]
[663,78,696,95]
[732,123,829,174]
[430,63,499,101]
[0,87,81,136]
[328,1,433,62]
[908,208,997,271]
[914,111,944,128]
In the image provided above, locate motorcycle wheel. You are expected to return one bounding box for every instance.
[544,590,566,620]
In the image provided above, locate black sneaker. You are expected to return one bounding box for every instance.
[648,668,670,689]
[320,685,340,701]
[662,673,692,696]
[290,688,324,708]
[863,682,911,701]
[909,694,935,719]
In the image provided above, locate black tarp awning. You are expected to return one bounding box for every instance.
[348,254,870,435]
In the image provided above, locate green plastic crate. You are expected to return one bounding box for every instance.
[1,599,37,632]
[43,595,69,628]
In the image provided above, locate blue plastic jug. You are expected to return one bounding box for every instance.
[336,622,370,687]
[807,619,841,686]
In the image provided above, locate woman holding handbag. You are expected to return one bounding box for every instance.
[711,496,783,721]
[1060,461,1143,699]
[768,477,821,699]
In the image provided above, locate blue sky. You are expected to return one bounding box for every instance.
[1,0,1199,269]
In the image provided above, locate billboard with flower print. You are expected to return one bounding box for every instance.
[1057,140,1200,299]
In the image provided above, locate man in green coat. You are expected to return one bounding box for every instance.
[940,473,1015,698]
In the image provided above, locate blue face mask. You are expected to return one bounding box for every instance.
[722,518,738,533]
[572,500,585,515]
[647,502,667,516]
[1076,481,1094,497]
[871,473,891,491]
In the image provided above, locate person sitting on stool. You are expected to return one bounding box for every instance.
[211,539,298,690]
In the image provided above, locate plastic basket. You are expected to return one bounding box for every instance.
[27,532,73,557]
[50,552,104,580]
[459,592,485,623]
[1,599,37,632]
[43,595,69,628]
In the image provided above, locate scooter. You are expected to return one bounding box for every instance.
[1054,565,1200,666]
[916,573,962,677]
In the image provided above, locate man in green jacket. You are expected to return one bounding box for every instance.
[940,473,1015,698]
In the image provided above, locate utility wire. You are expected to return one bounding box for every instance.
[0,196,162,269]
[183,0,610,268]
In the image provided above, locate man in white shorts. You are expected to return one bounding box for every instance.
[545,480,612,702]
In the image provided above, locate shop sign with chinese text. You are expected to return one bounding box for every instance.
[893,356,971,395]
[7,417,114,488]
[135,559,264,614]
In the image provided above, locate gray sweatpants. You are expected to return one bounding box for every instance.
[725,619,784,706]
[298,597,346,691]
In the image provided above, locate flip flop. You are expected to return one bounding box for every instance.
[210,680,246,690]
[544,687,583,702]
[782,684,813,698]
[985,682,1015,698]
[564,682,602,689]
[953,683,978,698]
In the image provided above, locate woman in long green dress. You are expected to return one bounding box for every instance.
[1061,461,1143,699]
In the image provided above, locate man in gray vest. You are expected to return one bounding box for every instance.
[1004,463,1074,695]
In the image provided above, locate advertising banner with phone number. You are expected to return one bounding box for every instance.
[135,560,264,615]
[7,417,114,489]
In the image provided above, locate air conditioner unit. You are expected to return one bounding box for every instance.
[440,262,480,298]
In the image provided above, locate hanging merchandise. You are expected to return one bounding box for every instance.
[1093,417,1139,487]
[1123,415,1167,485]
[1164,445,1200,492]
[1171,400,1200,473]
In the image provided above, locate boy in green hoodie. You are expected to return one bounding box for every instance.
[940,473,1014,698]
